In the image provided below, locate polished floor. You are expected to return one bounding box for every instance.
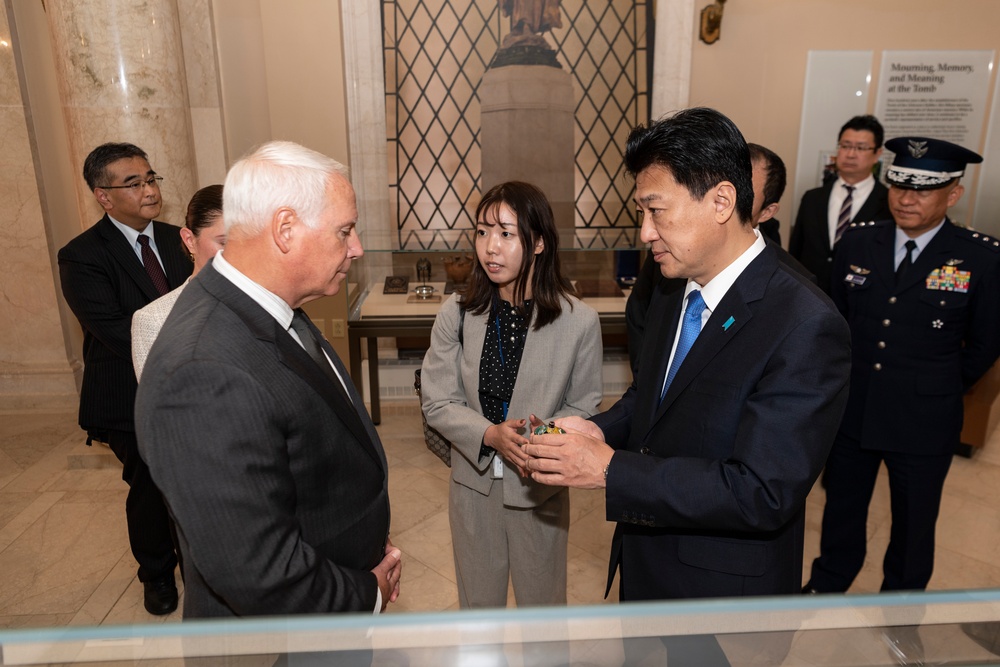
[2,397,1000,636]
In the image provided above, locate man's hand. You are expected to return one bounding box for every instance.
[523,431,614,489]
[484,418,530,475]
[372,540,402,611]
[552,415,605,441]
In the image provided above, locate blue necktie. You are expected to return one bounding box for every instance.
[661,290,707,401]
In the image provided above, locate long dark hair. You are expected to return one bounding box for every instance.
[462,181,574,330]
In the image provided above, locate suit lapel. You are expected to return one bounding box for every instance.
[817,181,835,254]
[273,321,386,469]
[198,265,385,468]
[96,215,162,301]
[638,287,683,424]
[853,182,886,223]
[654,248,775,418]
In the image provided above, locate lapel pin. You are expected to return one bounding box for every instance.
[723,316,735,331]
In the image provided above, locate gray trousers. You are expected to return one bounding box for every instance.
[449,477,569,609]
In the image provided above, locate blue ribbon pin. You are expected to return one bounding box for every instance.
[723,316,735,331]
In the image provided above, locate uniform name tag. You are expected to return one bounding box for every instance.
[844,273,867,286]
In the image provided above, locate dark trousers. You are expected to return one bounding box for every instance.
[106,429,178,582]
[809,432,952,592]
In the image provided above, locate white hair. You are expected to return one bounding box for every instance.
[223,141,349,234]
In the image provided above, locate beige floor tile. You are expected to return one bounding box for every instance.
[0,498,129,616]
[68,550,144,627]
[566,543,618,605]
[568,505,617,561]
[0,612,76,630]
[0,491,64,553]
[384,556,458,614]
[393,508,455,584]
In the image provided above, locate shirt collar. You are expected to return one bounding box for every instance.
[836,174,876,200]
[684,229,767,313]
[212,250,295,330]
[894,218,946,255]
[108,216,154,247]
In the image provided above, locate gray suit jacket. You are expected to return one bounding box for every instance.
[135,262,390,618]
[421,293,603,508]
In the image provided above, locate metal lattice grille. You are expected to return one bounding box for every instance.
[384,0,648,250]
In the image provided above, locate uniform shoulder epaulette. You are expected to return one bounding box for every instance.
[958,227,1000,252]
[844,219,890,233]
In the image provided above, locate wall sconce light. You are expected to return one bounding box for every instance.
[699,0,727,45]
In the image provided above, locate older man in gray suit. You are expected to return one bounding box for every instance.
[135,141,401,618]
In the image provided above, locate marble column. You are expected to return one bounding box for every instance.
[651,0,695,118]
[44,0,198,229]
[341,0,394,290]
[0,6,77,409]
[480,65,575,232]
[176,0,227,187]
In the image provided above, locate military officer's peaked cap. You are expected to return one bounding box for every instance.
[884,137,982,190]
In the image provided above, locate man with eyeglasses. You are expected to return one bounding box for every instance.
[58,142,191,615]
[790,115,891,293]
[805,137,1000,596]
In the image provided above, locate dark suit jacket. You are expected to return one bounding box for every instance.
[135,262,390,618]
[58,214,191,434]
[626,240,816,373]
[595,246,850,601]
[789,180,890,293]
[758,218,781,245]
[832,218,1000,455]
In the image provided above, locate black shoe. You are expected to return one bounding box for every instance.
[143,575,178,615]
[801,584,819,594]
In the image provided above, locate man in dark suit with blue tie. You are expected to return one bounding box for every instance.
[805,138,1000,595]
[525,108,851,608]
[135,141,400,620]
[58,142,191,614]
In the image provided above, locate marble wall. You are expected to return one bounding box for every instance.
[0,0,229,409]
[0,5,77,409]
[177,0,228,187]
[43,0,199,228]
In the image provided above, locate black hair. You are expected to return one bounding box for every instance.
[83,143,150,190]
[839,115,884,149]
[185,184,224,235]
[462,181,574,330]
[748,143,787,209]
[624,107,754,224]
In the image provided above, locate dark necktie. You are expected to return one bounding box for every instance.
[137,234,170,296]
[289,310,352,405]
[661,290,707,402]
[834,184,855,244]
[895,239,918,286]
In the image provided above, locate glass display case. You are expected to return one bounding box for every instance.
[346,228,644,423]
[5,589,1000,665]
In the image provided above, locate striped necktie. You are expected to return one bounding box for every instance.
[137,234,169,296]
[834,184,855,244]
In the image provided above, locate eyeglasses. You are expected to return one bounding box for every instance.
[98,176,164,191]
[837,143,876,153]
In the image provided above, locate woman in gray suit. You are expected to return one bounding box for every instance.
[132,184,226,379]
[421,181,603,608]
